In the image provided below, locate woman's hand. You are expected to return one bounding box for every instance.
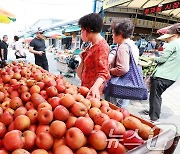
[86,77,104,100]
[86,84,100,100]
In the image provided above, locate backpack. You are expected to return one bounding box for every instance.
[139,40,148,48]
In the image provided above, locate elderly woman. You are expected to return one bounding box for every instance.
[77,13,110,100]
[146,23,180,122]
[105,18,139,108]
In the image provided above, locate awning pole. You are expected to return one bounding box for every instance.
[93,0,97,13]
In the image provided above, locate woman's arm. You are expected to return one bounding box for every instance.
[87,45,110,100]
[110,45,130,76]
[154,44,175,64]
[76,60,83,79]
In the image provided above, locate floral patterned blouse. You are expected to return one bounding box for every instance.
[81,39,110,92]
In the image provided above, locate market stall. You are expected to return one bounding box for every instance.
[0,61,179,153]
[55,49,81,77]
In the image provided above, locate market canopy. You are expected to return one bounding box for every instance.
[103,0,180,18]
[44,31,64,39]
[0,7,16,24]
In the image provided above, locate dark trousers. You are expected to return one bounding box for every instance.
[149,77,174,121]
[35,61,49,71]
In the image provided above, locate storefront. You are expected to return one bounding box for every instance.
[102,0,180,43]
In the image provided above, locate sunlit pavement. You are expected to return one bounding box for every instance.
[7,48,180,153]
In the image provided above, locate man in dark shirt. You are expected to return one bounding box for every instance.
[0,35,8,61]
[29,30,49,71]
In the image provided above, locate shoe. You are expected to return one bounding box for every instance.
[141,115,160,124]
[141,115,151,121]
[143,109,149,115]
[150,119,160,124]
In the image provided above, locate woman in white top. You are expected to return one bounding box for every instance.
[14,36,26,59]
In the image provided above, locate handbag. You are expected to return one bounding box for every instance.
[104,43,148,100]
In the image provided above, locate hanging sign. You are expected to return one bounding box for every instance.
[144,0,180,15]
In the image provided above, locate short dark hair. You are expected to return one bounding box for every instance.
[112,18,134,39]
[14,35,19,41]
[141,35,146,39]
[78,13,103,33]
[3,35,8,39]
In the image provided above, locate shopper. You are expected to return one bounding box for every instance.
[147,23,180,122]
[29,29,49,71]
[0,35,8,61]
[146,39,156,52]
[14,35,26,59]
[136,35,148,56]
[104,18,139,108]
[77,13,110,100]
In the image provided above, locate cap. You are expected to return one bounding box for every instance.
[157,23,180,40]
[37,28,44,34]
[157,34,175,40]
[168,23,180,35]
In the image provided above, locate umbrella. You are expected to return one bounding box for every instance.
[0,7,16,24]
[23,37,34,43]
[157,25,172,34]
[45,31,64,39]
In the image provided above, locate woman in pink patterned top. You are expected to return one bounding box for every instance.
[77,13,110,100]
[105,19,139,108]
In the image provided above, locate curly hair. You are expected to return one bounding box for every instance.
[112,18,134,39]
[78,13,103,33]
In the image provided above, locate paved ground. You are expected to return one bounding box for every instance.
[7,49,180,153]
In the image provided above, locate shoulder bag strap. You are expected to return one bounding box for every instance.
[123,43,137,66]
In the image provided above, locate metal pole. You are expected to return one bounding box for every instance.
[93,0,97,13]
[100,6,105,37]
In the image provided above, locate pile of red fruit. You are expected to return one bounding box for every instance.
[0,61,154,154]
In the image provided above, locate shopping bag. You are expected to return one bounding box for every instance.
[104,43,148,100]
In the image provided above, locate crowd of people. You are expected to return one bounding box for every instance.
[0,13,180,123]
[0,30,49,71]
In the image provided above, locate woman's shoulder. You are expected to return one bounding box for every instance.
[119,43,129,52]
[97,39,109,51]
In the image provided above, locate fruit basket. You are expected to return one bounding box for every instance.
[0,61,179,154]
[109,103,180,154]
